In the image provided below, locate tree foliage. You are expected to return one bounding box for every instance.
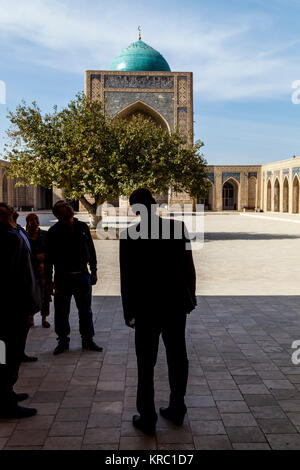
[4,92,209,216]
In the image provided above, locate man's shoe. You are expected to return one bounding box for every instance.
[11,392,29,402]
[82,340,103,352]
[21,354,38,363]
[159,407,186,426]
[0,404,37,419]
[132,415,156,434]
[53,342,69,355]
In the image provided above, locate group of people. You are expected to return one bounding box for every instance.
[0,199,102,419]
[0,188,196,434]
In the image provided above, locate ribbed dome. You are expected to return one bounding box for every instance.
[109,40,171,72]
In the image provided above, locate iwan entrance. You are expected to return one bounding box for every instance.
[223,179,238,210]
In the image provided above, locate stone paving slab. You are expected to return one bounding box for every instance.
[1,214,300,450]
[0,294,299,450]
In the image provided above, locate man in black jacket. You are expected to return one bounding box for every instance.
[46,200,102,355]
[0,203,40,418]
[120,189,196,434]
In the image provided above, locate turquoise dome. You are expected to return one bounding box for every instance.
[109,40,171,72]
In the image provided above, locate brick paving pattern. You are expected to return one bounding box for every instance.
[1,213,300,450]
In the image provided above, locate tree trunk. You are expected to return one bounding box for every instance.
[89,213,102,229]
[79,196,103,229]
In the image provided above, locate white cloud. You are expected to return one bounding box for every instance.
[0,0,300,101]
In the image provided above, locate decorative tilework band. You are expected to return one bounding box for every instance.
[282,169,290,181]
[222,172,240,183]
[292,167,300,179]
[207,173,215,184]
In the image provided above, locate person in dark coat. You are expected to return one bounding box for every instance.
[0,203,40,418]
[119,188,196,434]
[10,209,40,363]
[26,213,51,329]
[45,200,102,355]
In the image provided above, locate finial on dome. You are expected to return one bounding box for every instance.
[138,25,141,40]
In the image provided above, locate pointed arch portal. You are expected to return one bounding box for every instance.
[274,179,280,212]
[222,178,238,210]
[114,100,170,133]
[267,180,272,211]
[293,176,300,214]
[283,178,289,213]
[248,176,257,209]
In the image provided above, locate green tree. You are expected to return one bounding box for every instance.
[4,93,209,227]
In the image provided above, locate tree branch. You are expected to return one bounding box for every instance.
[79,196,96,214]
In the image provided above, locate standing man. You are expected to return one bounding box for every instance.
[46,200,102,355]
[0,203,40,418]
[120,189,196,434]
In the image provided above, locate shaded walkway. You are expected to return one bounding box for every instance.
[2,295,300,450]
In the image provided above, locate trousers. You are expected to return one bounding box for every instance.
[134,312,188,422]
[0,315,28,406]
[54,271,95,342]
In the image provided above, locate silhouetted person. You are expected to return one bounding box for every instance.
[11,209,39,363]
[26,213,51,328]
[0,203,40,418]
[120,189,196,434]
[46,200,102,355]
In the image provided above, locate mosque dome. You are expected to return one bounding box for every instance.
[109,39,171,72]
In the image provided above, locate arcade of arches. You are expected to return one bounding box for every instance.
[198,158,300,214]
[0,164,53,210]
[2,157,300,214]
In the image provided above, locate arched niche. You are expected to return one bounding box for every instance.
[222,178,239,211]
[283,177,289,213]
[274,178,280,212]
[114,100,170,133]
[293,175,300,214]
[267,179,272,211]
[248,176,257,209]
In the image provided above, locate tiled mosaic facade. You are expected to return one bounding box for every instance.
[203,165,261,211]
[85,70,193,144]
[104,75,174,89]
[85,69,194,206]
[222,172,241,184]
[104,91,175,130]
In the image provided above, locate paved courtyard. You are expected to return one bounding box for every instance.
[2,213,300,450]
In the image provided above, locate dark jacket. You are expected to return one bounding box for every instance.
[45,218,97,282]
[0,222,41,316]
[27,228,48,257]
[119,216,196,323]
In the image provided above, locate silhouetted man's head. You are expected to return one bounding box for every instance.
[129,189,157,217]
[52,200,74,223]
[0,203,15,226]
[129,189,156,214]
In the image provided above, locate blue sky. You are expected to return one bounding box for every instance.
[0,0,300,164]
